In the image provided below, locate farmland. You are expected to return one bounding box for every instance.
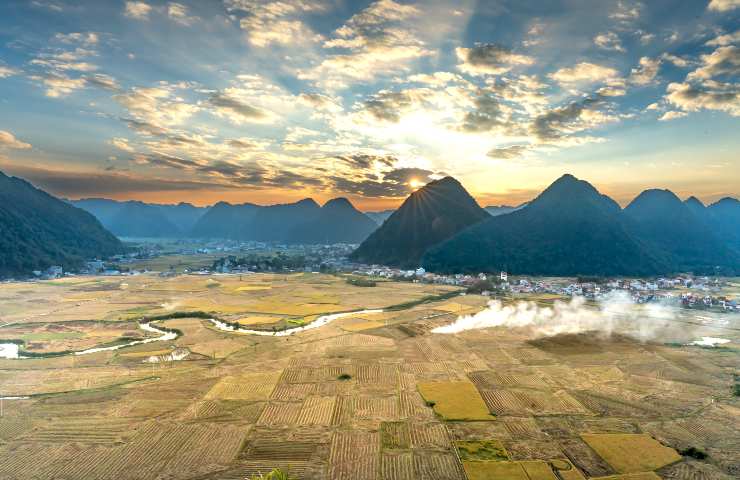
[0,271,738,479]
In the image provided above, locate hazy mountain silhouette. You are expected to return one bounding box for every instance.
[74,198,207,238]
[350,176,489,268]
[423,174,667,276]
[624,189,739,274]
[288,198,377,244]
[484,203,527,217]
[0,172,123,277]
[707,197,740,252]
[364,209,395,225]
[189,201,260,239]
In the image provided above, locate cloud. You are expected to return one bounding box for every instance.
[0,65,20,78]
[0,131,32,150]
[299,0,431,89]
[594,32,625,52]
[363,90,415,122]
[225,0,325,47]
[659,111,688,121]
[629,56,660,86]
[456,44,534,76]
[167,2,199,26]
[487,145,529,159]
[30,72,87,97]
[109,137,135,153]
[84,73,120,91]
[208,91,272,124]
[331,166,437,197]
[114,84,199,131]
[707,0,740,12]
[665,81,740,116]
[54,32,99,45]
[706,30,740,47]
[124,1,152,20]
[609,1,642,23]
[461,90,509,133]
[549,62,619,84]
[687,45,740,81]
[531,96,615,143]
[660,53,692,68]
[334,153,396,169]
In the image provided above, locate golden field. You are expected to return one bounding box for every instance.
[0,270,738,480]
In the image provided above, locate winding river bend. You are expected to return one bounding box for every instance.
[0,322,177,360]
[209,309,384,336]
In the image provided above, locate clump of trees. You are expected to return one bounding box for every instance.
[212,253,307,272]
[466,277,503,294]
[346,276,377,287]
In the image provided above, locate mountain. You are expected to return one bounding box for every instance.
[624,189,739,274]
[484,203,527,217]
[289,198,377,244]
[364,209,395,226]
[0,172,124,277]
[73,199,208,238]
[707,197,740,252]
[350,176,490,268]
[423,174,667,276]
[250,198,321,242]
[107,201,181,238]
[189,201,260,239]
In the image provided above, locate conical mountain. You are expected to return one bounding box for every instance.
[0,171,123,277]
[190,201,260,239]
[708,197,740,252]
[350,176,489,268]
[251,198,321,241]
[423,174,666,276]
[107,201,181,238]
[625,189,739,274]
[289,197,378,244]
[684,196,707,217]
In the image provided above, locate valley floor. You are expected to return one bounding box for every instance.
[0,273,738,479]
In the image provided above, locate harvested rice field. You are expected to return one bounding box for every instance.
[0,271,738,479]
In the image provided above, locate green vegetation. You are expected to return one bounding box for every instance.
[337,373,352,381]
[351,176,490,268]
[386,290,461,311]
[679,447,707,460]
[346,276,377,287]
[249,468,291,479]
[456,440,509,461]
[0,170,124,277]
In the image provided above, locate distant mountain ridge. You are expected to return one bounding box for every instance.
[191,197,376,244]
[422,174,740,276]
[73,198,208,238]
[350,176,490,268]
[1,172,124,277]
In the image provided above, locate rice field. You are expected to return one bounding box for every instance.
[0,271,738,479]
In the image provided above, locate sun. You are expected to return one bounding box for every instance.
[408,178,424,190]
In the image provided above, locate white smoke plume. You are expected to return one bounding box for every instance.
[432,292,686,342]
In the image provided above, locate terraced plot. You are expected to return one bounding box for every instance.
[417,381,494,421]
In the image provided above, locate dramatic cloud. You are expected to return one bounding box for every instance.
[665,81,740,116]
[225,0,325,47]
[487,145,528,159]
[331,166,437,197]
[363,90,415,122]
[659,110,688,121]
[461,91,509,133]
[208,91,271,124]
[629,56,661,85]
[594,32,625,52]
[531,96,614,142]
[549,62,619,84]
[0,131,31,150]
[0,65,19,78]
[114,84,199,131]
[167,2,198,26]
[687,46,740,81]
[456,43,534,76]
[124,1,152,20]
[30,72,87,97]
[707,0,740,12]
[299,0,430,89]
[109,137,135,153]
[706,31,740,47]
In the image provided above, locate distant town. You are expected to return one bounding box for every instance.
[13,238,739,314]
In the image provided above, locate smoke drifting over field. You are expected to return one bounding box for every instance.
[432,292,688,342]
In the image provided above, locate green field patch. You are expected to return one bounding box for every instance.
[456,439,509,461]
[417,381,494,421]
[580,434,682,474]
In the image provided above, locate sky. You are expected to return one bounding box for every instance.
[0,0,738,210]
